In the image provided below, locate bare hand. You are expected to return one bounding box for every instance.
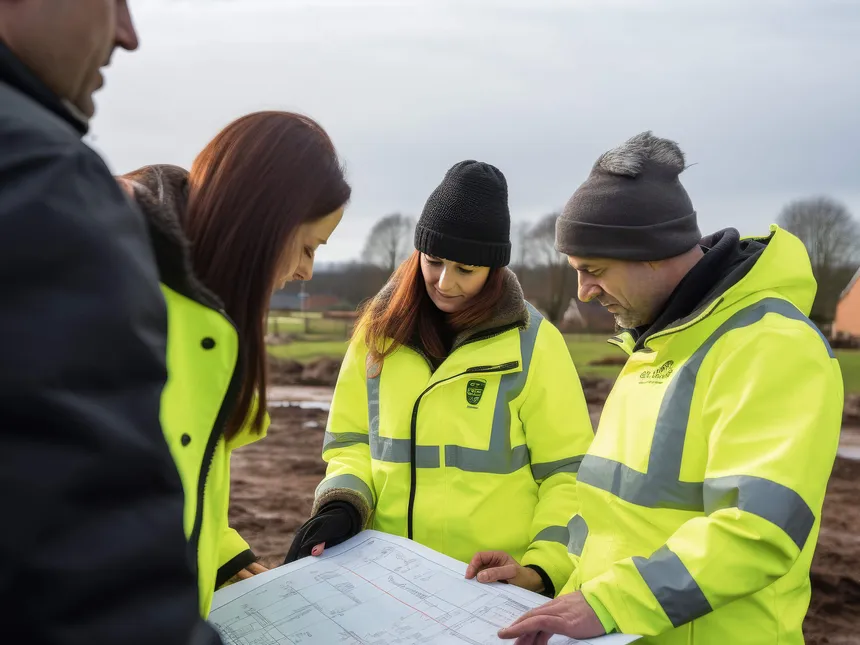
[498,591,605,644]
[465,551,544,594]
[235,562,269,581]
[311,542,325,557]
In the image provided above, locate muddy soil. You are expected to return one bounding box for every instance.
[805,454,860,644]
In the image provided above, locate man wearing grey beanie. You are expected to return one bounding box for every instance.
[500,132,842,644]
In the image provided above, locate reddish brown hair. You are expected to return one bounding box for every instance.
[357,250,506,374]
[184,111,351,439]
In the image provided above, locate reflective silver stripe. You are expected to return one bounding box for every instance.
[415,445,441,468]
[577,455,703,511]
[533,525,570,546]
[579,297,829,545]
[567,515,589,556]
[367,368,384,453]
[633,546,712,628]
[446,302,543,473]
[531,455,584,481]
[323,431,368,453]
[369,431,440,467]
[316,474,374,510]
[704,475,814,550]
[369,434,408,463]
[445,443,529,474]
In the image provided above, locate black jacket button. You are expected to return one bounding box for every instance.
[201,337,215,350]
[181,434,191,446]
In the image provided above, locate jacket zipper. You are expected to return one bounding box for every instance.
[407,360,519,540]
[187,309,243,565]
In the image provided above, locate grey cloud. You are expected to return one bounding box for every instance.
[91,0,860,261]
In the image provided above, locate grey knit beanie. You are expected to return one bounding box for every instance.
[555,131,701,261]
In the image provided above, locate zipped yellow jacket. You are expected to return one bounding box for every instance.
[561,226,843,644]
[315,272,595,595]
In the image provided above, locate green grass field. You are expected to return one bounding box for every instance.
[835,350,860,394]
[268,314,352,341]
[269,340,350,362]
[269,325,860,393]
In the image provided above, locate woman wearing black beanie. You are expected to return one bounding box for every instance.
[287,160,594,599]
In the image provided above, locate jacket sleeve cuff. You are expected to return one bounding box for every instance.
[582,588,618,634]
[524,564,555,598]
[215,548,257,588]
[313,483,372,529]
[520,547,571,598]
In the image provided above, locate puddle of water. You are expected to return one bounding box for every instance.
[269,400,331,411]
[838,445,860,461]
[268,385,333,412]
[269,386,333,404]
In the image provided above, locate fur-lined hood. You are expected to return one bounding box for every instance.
[120,164,222,310]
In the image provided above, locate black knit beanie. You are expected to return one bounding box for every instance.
[555,131,701,261]
[414,160,511,268]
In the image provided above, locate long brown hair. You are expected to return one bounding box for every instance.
[184,111,351,438]
[357,250,506,374]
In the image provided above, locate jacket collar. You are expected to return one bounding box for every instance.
[630,228,763,351]
[449,269,529,352]
[120,164,223,310]
[0,40,88,135]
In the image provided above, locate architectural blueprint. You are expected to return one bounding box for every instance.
[209,530,639,645]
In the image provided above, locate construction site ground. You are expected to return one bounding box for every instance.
[230,382,860,644]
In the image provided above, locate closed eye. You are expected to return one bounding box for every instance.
[304,246,315,259]
[457,267,474,275]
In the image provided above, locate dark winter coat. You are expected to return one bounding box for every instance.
[0,40,222,645]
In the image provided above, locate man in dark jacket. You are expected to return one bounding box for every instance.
[0,3,222,644]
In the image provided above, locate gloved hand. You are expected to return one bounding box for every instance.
[284,501,361,564]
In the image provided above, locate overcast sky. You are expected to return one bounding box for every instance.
[90,0,860,265]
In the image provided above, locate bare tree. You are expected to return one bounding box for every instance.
[526,212,570,323]
[362,213,415,273]
[777,196,860,323]
[509,220,532,283]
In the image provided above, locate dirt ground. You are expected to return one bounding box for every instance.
[230,404,860,643]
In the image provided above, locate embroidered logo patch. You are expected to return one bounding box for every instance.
[639,360,675,383]
[466,379,487,405]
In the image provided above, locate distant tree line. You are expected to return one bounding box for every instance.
[275,196,860,328]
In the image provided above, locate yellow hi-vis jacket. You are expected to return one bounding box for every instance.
[160,285,268,617]
[560,225,843,644]
[124,165,267,617]
[316,300,595,595]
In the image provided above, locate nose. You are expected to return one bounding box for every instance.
[578,274,602,303]
[116,2,140,52]
[437,267,455,292]
[293,257,314,282]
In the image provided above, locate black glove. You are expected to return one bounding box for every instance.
[284,501,361,564]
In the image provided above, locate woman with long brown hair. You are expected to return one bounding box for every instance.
[118,111,350,617]
[287,160,595,599]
